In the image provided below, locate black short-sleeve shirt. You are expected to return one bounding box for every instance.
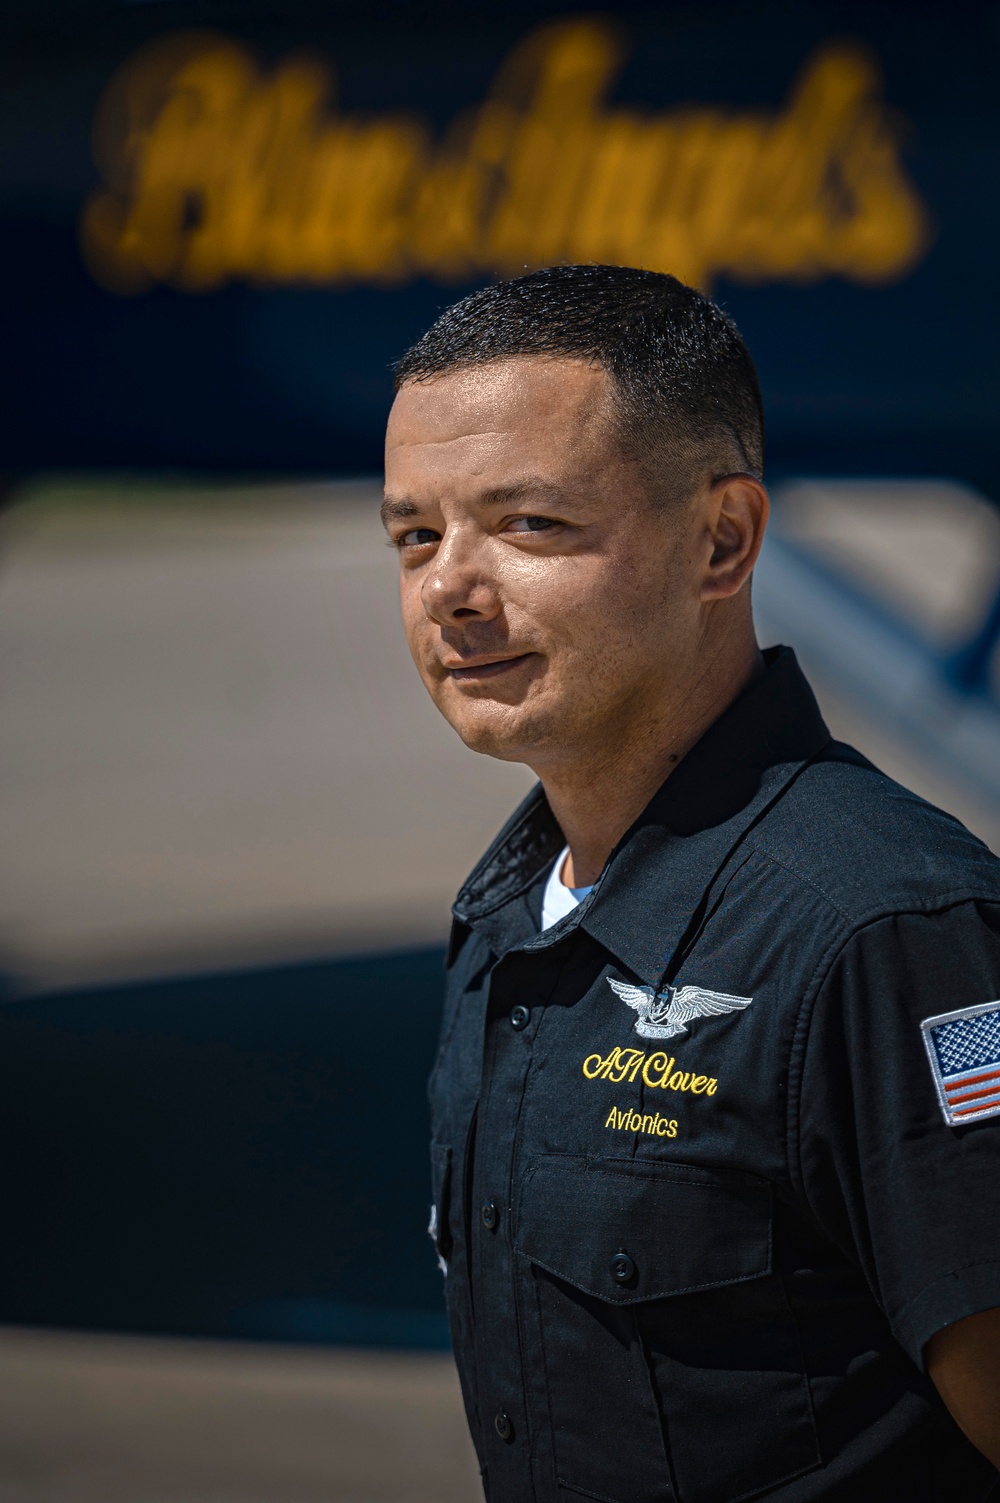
[428,647,1000,1503]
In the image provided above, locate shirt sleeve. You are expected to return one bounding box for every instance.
[795,899,1000,1366]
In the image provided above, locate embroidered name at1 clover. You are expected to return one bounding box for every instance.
[921,1000,1000,1125]
[582,1046,718,1095]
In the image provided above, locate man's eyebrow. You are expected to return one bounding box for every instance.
[478,480,568,507]
[380,497,419,527]
[381,480,569,527]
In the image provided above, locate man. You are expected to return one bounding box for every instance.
[382,264,1000,1501]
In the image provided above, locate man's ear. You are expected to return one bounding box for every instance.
[700,473,769,601]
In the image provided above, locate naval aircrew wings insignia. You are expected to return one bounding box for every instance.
[607,977,753,1040]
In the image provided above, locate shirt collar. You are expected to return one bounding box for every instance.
[453,647,831,979]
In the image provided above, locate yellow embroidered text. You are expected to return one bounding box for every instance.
[582,1046,718,1095]
[605,1106,678,1137]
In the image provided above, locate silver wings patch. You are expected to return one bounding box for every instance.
[607,977,753,1039]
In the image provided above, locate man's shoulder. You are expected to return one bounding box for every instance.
[752,739,1000,927]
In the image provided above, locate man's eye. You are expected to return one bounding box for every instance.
[507,516,557,533]
[398,528,439,547]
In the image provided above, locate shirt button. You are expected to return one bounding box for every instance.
[510,1004,530,1030]
[481,1201,499,1231]
[609,1252,636,1283]
[494,1410,513,1442]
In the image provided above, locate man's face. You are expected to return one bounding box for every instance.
[382,357,707,771]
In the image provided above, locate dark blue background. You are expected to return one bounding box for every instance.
[0,949,450,1344]
[1,0,997,490]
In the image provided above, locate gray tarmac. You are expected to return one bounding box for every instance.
[0,479,533,992]
[0,1327,480,1503]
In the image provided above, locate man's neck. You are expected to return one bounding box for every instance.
[541,635,764,888]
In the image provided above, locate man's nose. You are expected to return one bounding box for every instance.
[421,531,502,626]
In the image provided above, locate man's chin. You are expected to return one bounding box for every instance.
[438,696,557,764]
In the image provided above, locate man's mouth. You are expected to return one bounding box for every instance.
[444,652,537,682]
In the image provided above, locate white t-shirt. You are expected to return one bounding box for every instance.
[540,845,594,931]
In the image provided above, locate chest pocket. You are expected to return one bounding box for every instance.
[516,1155,819,1503]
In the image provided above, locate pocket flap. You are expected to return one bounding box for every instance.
[516,1154,771,1304]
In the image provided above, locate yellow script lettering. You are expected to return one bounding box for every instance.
[82,22,929,295]
[642,1053,674,1089]
[588,1046,720,1098]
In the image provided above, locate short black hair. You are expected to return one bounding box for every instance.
[393,264,764,498]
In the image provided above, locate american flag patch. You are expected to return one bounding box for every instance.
[921,1001,1000,1126]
